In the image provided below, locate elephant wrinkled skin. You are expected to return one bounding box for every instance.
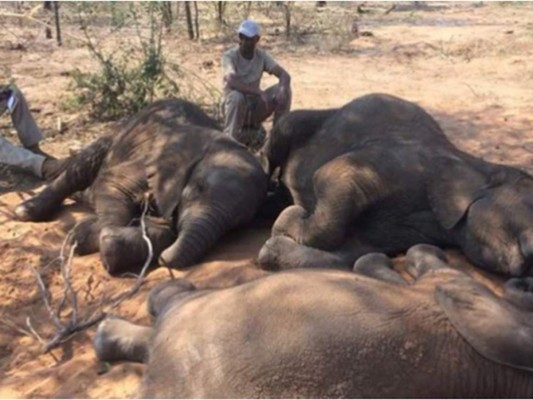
[93,244,533,398]
[14,99,268,275]
[257,93,533,276]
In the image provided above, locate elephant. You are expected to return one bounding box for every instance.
[93,244,533,398]
[14,98,268,275]
[257,93,533,276]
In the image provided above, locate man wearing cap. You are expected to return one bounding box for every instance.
[0,83,65,180]
[221,19,292,143]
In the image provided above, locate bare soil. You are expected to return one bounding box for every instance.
[0,2,532,398]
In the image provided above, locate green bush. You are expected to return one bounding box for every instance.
[70,3,179,121]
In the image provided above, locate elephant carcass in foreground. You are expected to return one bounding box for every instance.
[14,99,268,275]
[94,244,533,398]
[258,93,533,276]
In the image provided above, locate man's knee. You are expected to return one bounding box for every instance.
[225,90,247,110]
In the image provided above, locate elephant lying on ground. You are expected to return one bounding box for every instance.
[94,244,533,398]
[257,93,533,276]
[14,99,268,275]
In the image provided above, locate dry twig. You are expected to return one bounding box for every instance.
[27,196,154,353]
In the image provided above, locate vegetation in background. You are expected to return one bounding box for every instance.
[0,1,389,124]
[70,3,182,121]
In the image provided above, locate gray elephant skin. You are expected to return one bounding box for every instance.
[14,99,268,275]
[93,244,533,398]
[257,93,533,276]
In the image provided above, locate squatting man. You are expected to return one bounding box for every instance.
[221,19,292,144]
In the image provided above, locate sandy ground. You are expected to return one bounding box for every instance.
[0,2,532,398]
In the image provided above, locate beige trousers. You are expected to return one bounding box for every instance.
[223,84,292,141]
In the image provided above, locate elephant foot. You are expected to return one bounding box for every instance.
[353,253,407,285]
[405,244,449,280]
[257,236,342,271]
[99,226,152,276]
[94,316,152,364]
[147,279,196,318]
[99,223,176,276]
[13,194,61,222]
[73,216,100,255]
[271,204,308,243]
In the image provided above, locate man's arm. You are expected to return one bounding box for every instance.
[270,64,291,105]
[221,49,263,97]
[223,73,262,96]
[271,64,291,90]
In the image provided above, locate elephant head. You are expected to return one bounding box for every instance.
[429,155,533,276]
[158,138,268,268]
[436,275,533,374]
[258,108,338,178]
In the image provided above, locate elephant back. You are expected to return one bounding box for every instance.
[314,93,450,150]
[108,98,220,164]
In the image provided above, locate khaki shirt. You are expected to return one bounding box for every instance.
[221,47,278,93]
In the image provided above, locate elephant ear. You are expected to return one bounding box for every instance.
[146,143,204,220]
[427,156,488,230]
[436,278,533,372]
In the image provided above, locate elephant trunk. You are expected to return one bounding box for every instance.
[158,206,230,269]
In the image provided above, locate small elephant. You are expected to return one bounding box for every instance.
[94,244,533,398]
[14,99,268,275]
[257,93,533,276]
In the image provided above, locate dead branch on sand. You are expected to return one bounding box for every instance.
[24,196,154,353]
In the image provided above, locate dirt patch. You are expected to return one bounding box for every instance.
[0,2,532,397]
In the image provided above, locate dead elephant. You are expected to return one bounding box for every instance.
[94,244,533,398]
[257,93,533,276]
[14,99,268,275]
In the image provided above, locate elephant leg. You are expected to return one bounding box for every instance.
[272,151,392,250]
[88,163,154,274]
[99,217,176,276]
[93,316,153,364]
[147,279,197,318]
[405,244,450,280]
[352,253,408,285]
[14,136,112,221]
[257,236,349,271]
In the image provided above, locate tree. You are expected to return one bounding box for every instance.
[53,1,61,46]
[282,2,293,38]
[184,1,194,40]
[193,1,199,39]
[161,1,173,31]
[43,1,61,46]
[215,1,226,27]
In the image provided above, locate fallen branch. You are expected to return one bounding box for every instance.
[28,196,154,353]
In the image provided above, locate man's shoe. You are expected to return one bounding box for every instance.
[26,144,56,160]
